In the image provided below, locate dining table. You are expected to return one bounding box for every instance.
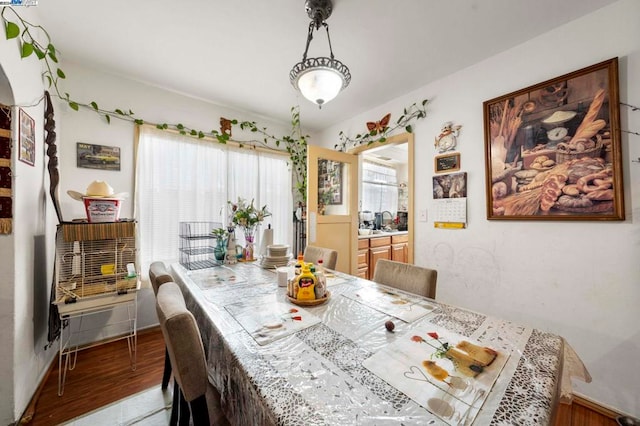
[170,261,590,426]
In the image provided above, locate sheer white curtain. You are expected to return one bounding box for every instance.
[135,126,292,274]
[361,161,398,214]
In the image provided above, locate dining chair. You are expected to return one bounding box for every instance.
[372,259,437,299]
[148,261,175,391]
[156,282,228,426]
[303,245,338,270]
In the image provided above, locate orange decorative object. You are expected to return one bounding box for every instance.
[366,113,391,134]
[220,117,232,136]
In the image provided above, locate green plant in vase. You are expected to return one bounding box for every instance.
[211,227,228,261]
[226,198,271,260]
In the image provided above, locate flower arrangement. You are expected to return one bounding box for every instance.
[227,197,271,228]
[226,197,271,245]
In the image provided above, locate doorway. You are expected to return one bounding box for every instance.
[349,132,414,264]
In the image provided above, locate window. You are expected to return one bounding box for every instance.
[361,160,398,214]
[135,126,292,273]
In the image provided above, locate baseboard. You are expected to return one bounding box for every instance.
[572,393,623,420]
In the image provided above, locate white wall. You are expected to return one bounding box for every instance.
[319,0,640,416]
[0,6,54,423]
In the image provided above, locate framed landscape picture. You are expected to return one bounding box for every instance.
[483,58,623,220]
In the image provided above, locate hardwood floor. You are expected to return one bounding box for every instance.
[20,326,622,425]
[21,327,165,425]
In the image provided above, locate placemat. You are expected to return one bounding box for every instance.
[341,286,436,322]
[363,324,509,425]
[225,301,321,345]
[190,266,247,290]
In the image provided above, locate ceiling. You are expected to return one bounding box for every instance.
[34,0,617,132]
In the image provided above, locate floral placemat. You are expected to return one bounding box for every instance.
[341,287,436,322]
[188,266,247,290]
[225,301,321,346]
[362,324,509,425]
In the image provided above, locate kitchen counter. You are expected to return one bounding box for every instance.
[358,230,408,239]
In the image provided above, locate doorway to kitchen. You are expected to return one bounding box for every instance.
[349,132,414,264]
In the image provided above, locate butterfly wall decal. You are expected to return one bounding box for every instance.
[366,113,391,134]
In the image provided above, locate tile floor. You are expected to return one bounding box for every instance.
[61,385,173,426]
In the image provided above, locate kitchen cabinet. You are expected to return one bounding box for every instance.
[391,234,409,264]
[357,232,409,279]
[357,238,369,279]
[368,236,392,279]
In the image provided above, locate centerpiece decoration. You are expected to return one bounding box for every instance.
[227,197,271,261]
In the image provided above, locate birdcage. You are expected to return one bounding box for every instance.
[54,222,140,314]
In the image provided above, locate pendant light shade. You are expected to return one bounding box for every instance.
[289,0,351,108]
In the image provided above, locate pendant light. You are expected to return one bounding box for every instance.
[289,0,351,108]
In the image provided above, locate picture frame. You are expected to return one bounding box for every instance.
[18,108,35,166]
[434,152,460,174]
[483,57,623,221]
[317,158,342,205]
[76,142,121,171]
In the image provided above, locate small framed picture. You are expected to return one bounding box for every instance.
[77,142,121,171]
[18,108,35,166]
[434,152,460,173]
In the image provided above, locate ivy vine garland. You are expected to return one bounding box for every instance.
[2,6,428,203]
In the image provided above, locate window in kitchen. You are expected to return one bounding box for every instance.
[135,125,292,274]
[361,160,398,215]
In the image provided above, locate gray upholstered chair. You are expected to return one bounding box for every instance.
[156,282,228,426]
[148,261,175,391]
[372,259,437,299]
[149,261,175,295]
[303,245,338,270]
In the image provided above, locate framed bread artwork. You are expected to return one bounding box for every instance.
[483,57,623,221]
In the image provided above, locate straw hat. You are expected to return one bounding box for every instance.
[67,180,129,201]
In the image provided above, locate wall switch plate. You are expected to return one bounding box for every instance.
[419,209,427,222]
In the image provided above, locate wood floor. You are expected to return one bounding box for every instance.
[21,327,165,425]
[20,326,621,425]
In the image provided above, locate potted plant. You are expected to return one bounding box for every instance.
[211,227,228,261]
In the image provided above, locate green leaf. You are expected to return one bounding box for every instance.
[198,131,205,139]
[34,46,45,59]
[134,119,144,125]
[422,99,428,106]
[231,119,238,124]
[5,21,19,39]
[21,42,34,58]
[68,101,79,111]
[56,68,66,79]
[90,101,99,110]
[156,124,164,129]
[105,115,111,124]
[45,75,52,87]
[176,123,184,130]
[405,125,413,133]
[115,109,124,115]
[190,129,197,136]
[48,49,58,63]
[179,130,186,135]
[162,123,168,129]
